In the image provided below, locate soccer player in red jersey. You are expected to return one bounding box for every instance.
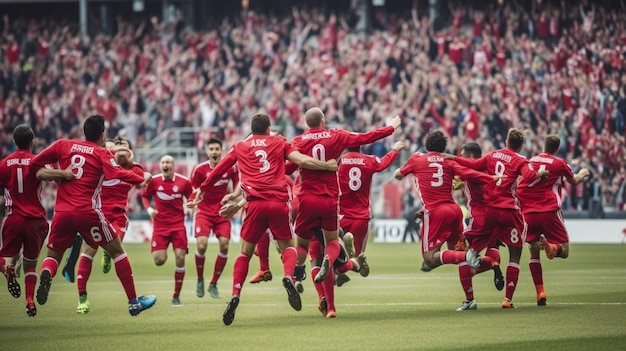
[291,107,401,318]
[453,142,505,311]
[517,134,589,306]
[188,138,238,299]
[32,115,157,316]
[191,113,337,325]
[449,128,548,309]
[142,155,193,306]
[339,140,406,263]
[0,125,73,316]
[74,137,150,314]
[394,131,497,278]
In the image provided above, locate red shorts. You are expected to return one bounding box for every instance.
[465,207,526,251]
[295,194,339,240]
[108,214,129,242]
[49,210,117,252]
[193,212,231,239]
[524,210,568,244]
[340,217,369,255]
[240,200,293,244]
[291,196,300,222]
[0,215,49,260]
[151,225,188,252]
[421,203,463,254]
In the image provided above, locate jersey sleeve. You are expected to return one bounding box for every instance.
[451,162,494,184]
[189,165,203,188]
[344,126,394,149]
[373,150,399,172]
[102,150,144,184]
[517,158,540,184]
[284,161,299,175]
[31,140,62,173]
[453,155,487,171]
[183,179,193,198]
[399,155,418,177]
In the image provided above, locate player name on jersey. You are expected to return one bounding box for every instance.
[492,152,512,162]
[341,158,365,165]
[70,144,95,154]
[530,156,554,164]
[301,131,332,140]
[6,158,31,166]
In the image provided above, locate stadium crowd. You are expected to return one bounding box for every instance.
[1,0,625,217]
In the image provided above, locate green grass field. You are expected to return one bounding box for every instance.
[1,243,625,351]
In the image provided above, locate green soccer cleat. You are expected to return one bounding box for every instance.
[196,279,205,298]
[208,283,219,299]
[101,252,112,274]
[76,294,90,314]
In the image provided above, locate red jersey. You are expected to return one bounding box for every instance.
[101,164,144,218]
[516,152,574,214]
[199,134,296,202]
[292,126,394,198]
[339,150,398,219]
[463,176,489,217]
[0,149,46,219]
[142,173,193,228]
[189,161,238,215]
[399,152,494,211]
[32,140,144,212]
[454,148,539,209]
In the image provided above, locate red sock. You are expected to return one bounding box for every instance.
[174,267,185,298]
[195,252,205,280]
[528,256,544,294]
[440,249,466,265]
[311,266,324,300]
[257,233,270,271]
[113,253,137,301]
[335,259,354,274]
[210,253,227,284]
[321,268,335,312]
[325,239,341,267]
[459,262,474,300]
[505,262,520,302]
[41,257,59,278]
[76,254,93,295]
[232,253,251,296]
[354,232,366,257]
[24,267,37,301]
[280,247,297,279]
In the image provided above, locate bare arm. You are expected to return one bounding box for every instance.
[36,167,73,181]
[286,151,338,171]
[393,168,404,180]
[566,168,590,185]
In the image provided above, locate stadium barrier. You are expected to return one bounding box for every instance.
[121,218,624,244]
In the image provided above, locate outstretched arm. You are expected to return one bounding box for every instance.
[344,116,401,149]
[286,151,338,171]
[566,168,590,185]
[373,141,405,172]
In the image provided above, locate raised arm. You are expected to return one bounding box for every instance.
[344,116,401,149]
[373,141,405,172]
[199,150,237,193]
[566,168,590,185]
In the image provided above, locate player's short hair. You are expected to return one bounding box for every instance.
[251,113,271,135]
[461,142,482,158]
[13,124,34,150]
[506,128,525,150]
[544,134,560,154]
[84,115,105,142]
[206,138,223,148]
[114,136,132,150]
[305,107,324,128]
[424,130,447,153]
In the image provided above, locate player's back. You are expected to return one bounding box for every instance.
[234,134,290,202]
[463,177,490,216]
[339,152,376,219]
[293,128,348,197]
[101,164,143,216]
[483,148,531,209]
[403,152,457,211]
[517,152,573,213]
[0,149,45,219]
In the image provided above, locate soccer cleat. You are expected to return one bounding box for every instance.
[540,235,556,260]
[196,279,205,298]
[314,256,330,283]
[282,277,302,311]
[76,294,90,314]
[421,261,433,272]
[356,254,369,277]
[493,263,504,291]
[537,291,547,306]
[62,235,83,283]
[172,296,182,306]
[318,297,327,316]
[335,272,351,287]
[128,295,157,316]
[293,265,307,282]
[343,232,356,258]
[208,283,219,298]
[223,295,240,326]
[326,310,337,318]
[456,299,477,311]
[101,252,112,274]
[249,270,272,284]
[36,270,52,305]
[295,281,304,294]
[5,264,21,298]
[26,299,37,317]
[501,300,515,309]
[465,249,481,269]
